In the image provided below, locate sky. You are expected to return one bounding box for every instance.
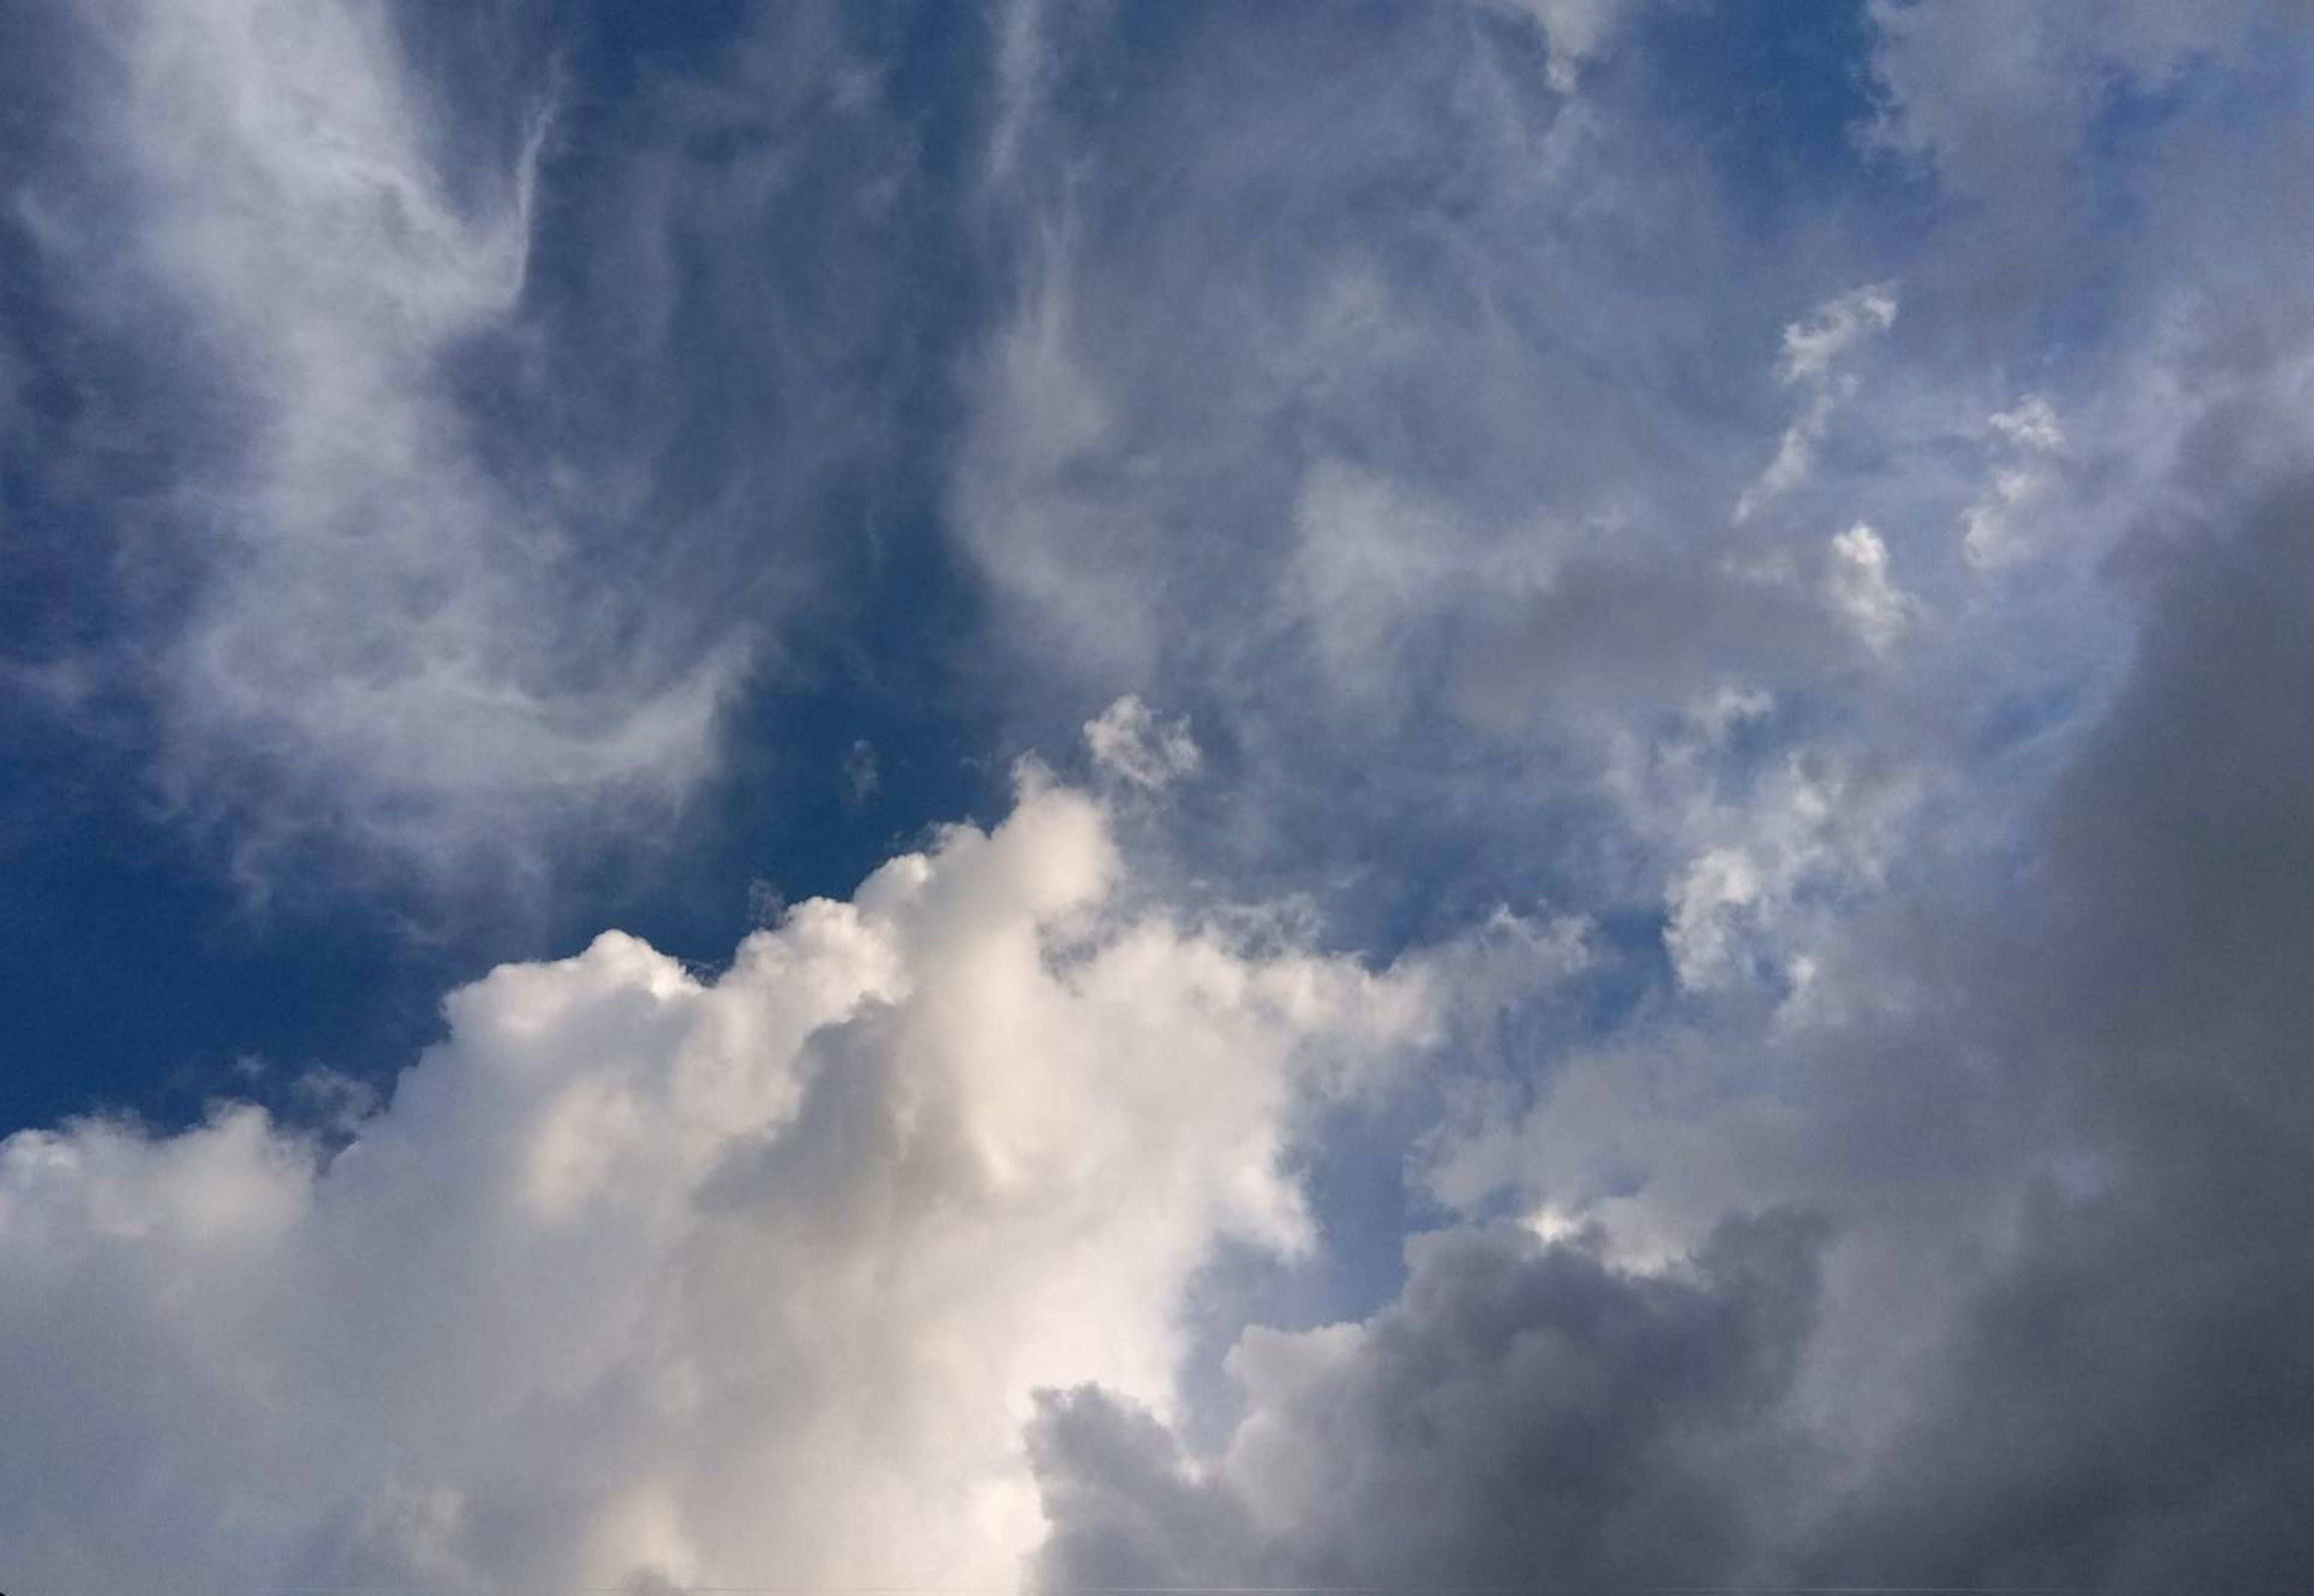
[4,0,2313,1590]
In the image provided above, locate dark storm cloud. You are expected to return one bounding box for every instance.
[1031,1210,1830,1591]
[1798,477,2314,1588]
[1028,469,2314,1592]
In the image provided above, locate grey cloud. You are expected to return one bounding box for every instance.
[1005,14,2314,1586]
[1449,553,1859,734]
[950,1,1940,955]
[958,5,1802,696]
[1864,0,2277,207]
[1026,464,2314,1596]
[1796,477,2314,1588]
[1030,1209,1830,1592]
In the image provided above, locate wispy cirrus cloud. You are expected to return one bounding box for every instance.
[28,1,738,888]
[13,1,929,903]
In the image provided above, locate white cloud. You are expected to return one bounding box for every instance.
[1777,285,1901,387]
[1736,286,1899,524]
[1658,747,1908,997]
[1963,397,2068,569]
[1086,696,1203,789]
[0,771,1570,1594]
[1824,523,1913,653]
[1986,394,2065,455]
[1665,843,1770,991]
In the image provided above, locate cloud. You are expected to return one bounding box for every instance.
[954,1,1782,731]
[14,8,2314,1594]
[14,0,920,900]
[0,768,1572,1593]
[21,1,748,889]
[1655,736,1914,996]
[1823,522,1913,652]
[1962,397,2069,568]
[1479,0,1641,93]
[1864,0,2268,208]
[1778,284,1902,387]
[1795,472,2314,1586]
[1030,1209,1830,1592]
[841,738,882,806]
[948,13,1920,953]
[1028,465,2314,1595]
[1085,696,1203,790]
[1735,286,1899,524]
[1428,474,2314,1586]
[1664,846,1770,990]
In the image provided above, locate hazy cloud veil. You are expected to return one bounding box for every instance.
[4,1,2313,1591]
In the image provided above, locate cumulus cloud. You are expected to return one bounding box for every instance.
[1030,469,2314,1594]
[1030,1210,1830,1592]
[1660,743,1913,995]
[0,769,1575,1593]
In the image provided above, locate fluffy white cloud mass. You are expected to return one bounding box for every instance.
[0,770,1534,1593]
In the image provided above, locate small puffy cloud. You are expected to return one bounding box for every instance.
[1666,845,1769,990]
[1085,696,1203,789]
[1737,286,1899,523]
[1825,524,1913,653]
[1988,395,2066,454]
[1963,397,2069,569]
[0,773,1510,1594]
[1778,285,1901,387]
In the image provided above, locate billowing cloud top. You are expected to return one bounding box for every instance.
[5,0,2314,1590]
[5,769,1556,1588]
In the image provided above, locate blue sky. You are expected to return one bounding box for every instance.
[5,1,2314,1590]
